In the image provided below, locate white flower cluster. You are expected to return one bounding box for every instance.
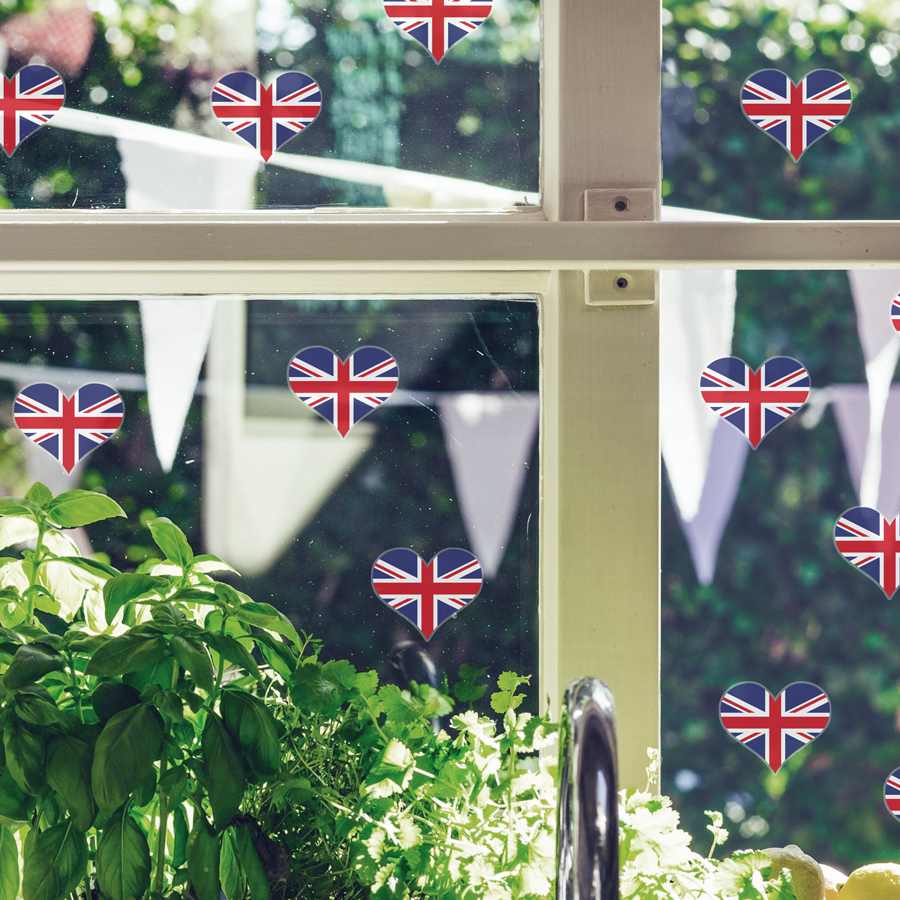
[618,751,796,900]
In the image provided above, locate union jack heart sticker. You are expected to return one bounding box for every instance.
[383,0,493,63]
[720,681,831,774]
[14,383,124,474]
[834,507,900,599]
[700,356,810,449]
[891,292,900,334]
[740,69,851,162]
[211,70,322,162]
[0,65,65,157]
[372,548,483,641]
[287,346,398,438]
[885,768,900,822]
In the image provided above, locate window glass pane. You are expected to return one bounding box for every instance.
[0,296,539,709]
[663,0,895,219]
[0,0,539,210]
[662,268,890,872]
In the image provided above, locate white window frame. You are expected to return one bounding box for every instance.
[0,0,893,789]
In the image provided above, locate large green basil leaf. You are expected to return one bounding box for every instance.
[91,682,142,724]
[0,766,35,821]
[85,633,167,677]
[15,694,78,733]
[219,827,246,900]
[171,634,214,695]
[172,803,189,869]
[46,733,96,832]
[220,689,280,779]
[205,633,261,681]
[96,806,151,900]
[4,719,44,795]
[2,643,66,690]
[92,703,163,816]
[25,483,52,507]
[148,518,193,568]
[103,574,167,623]
[22,819,87,900]
[234,823,271,900]
[0,824,17,900]
[233,601,299,645]
[187,810,220,900]
[44,490,125,528]
[202,713,246,831]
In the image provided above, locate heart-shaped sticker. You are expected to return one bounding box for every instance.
[0,65,65,157]
[740,69,851,162]
[885,768,900,823]
[891,292,900,335]
[382,0,494,63]
[288,346,398,437]
[14,383,124,474]
[700,356,810,449]
[372,548,482,641]
[720,682,831,773]
[834,507,900,599]
[211,70,322,162]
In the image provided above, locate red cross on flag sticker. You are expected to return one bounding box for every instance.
[720,682,831,774]
[372,548,483,641]
[740,69,851,161]
[382,0,494,63]
[700,356,810,449]
[14,383,124,474]
[0,64,65,157]
[287,346,398,438]
[834,507,900,599]
[211,70,322,162]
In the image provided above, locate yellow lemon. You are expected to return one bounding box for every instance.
[838,863,900,900]
[820,864,847,900]
[765,845,825,900]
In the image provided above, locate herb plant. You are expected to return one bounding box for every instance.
[0,483,294,900]
[256,658,558,900]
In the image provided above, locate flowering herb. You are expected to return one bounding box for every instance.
[619,751,798,900]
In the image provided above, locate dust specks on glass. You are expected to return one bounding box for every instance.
[0,296,539,706]
[0,0,538,210]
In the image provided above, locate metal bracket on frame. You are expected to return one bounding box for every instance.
[583,187,658,306]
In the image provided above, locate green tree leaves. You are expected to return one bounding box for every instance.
[92,703,163,816]
[96,807,151,900]
[22,820,87,900]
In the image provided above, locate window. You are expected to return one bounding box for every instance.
[11,0,897,803]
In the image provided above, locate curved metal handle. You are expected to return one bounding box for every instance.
[556,678,619,900]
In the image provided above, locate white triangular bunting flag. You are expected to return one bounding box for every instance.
[831,383,900,517]
[437,393,539,579]
[669,417,750,586]
[846,271,900,507]
[660,268,737,522]
[140,298,217,472]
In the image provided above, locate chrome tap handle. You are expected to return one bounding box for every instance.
[556,678,619,900]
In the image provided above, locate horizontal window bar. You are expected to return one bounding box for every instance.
[0,219,898,272]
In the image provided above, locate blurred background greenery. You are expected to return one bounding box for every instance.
[662,0,900,873]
